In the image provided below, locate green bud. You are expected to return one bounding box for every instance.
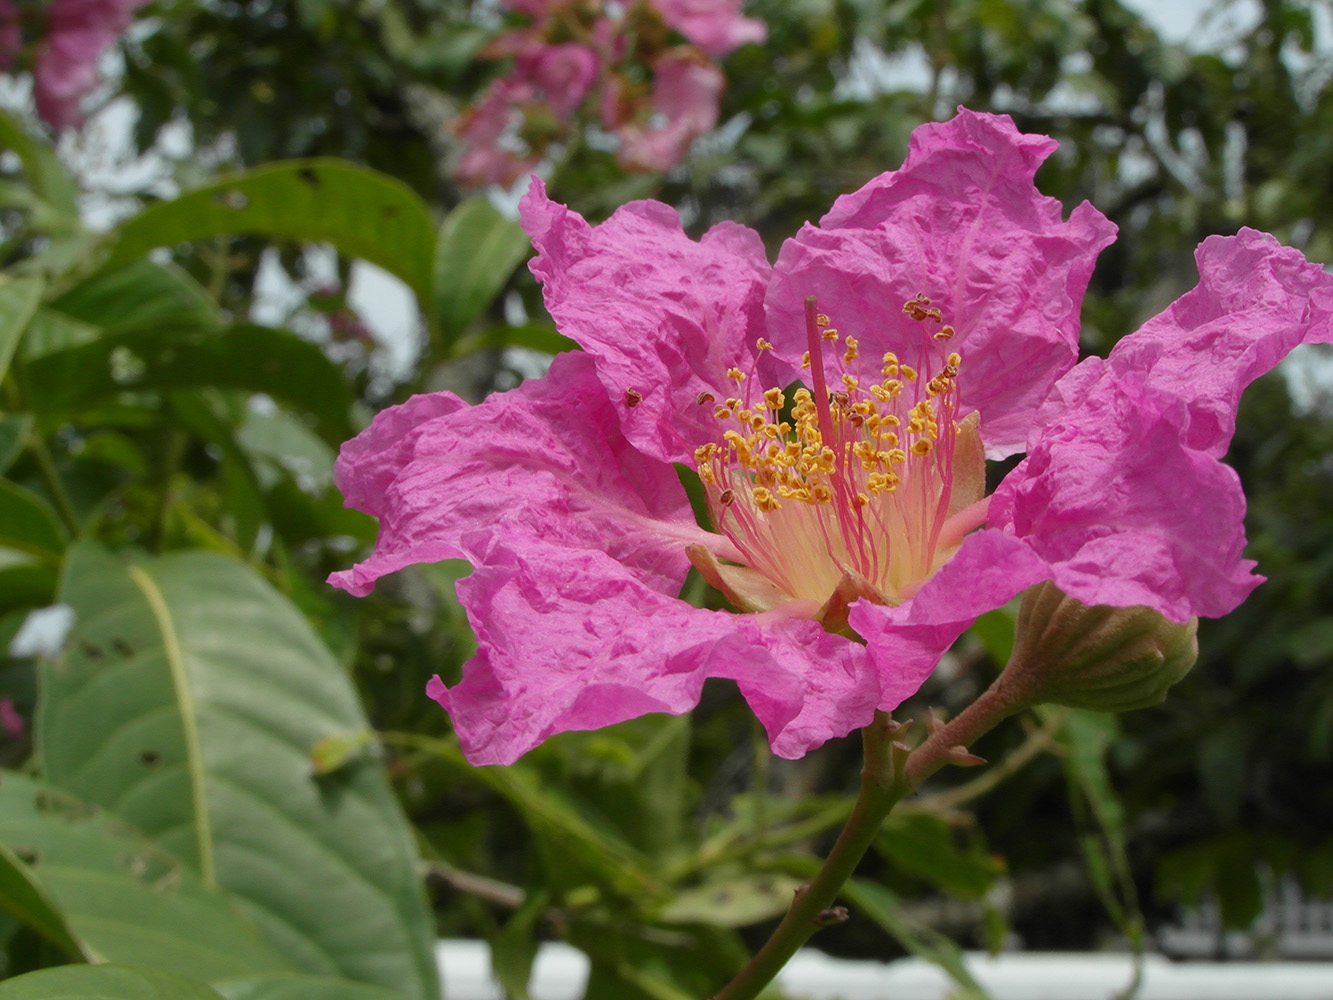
[997,582,1199,713]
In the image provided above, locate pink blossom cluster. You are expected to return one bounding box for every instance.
[334,110,1333,766]
[453,0,765,186]
[0,0,148,129]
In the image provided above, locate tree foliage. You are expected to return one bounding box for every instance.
[1,0,1331,994]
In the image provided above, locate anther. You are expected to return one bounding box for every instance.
[625,387,643,407]
[719,489,737,506]
[697,391,715,405]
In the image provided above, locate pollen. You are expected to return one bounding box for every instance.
[692,296,970,606]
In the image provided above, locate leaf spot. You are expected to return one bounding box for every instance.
[216,189,249,210]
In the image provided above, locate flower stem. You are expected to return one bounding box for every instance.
[711,685,1025,1000]
[711,712,911,1000]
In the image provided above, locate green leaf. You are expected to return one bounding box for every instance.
[489,890,548,1000]
[0,771,293,979]
[50,262,219,335]
[17,308,102,362]
[449,323,577,362]
[0,479,67,560]
[0,111,78,219]
[212,973,414,1000]
[104,160,436,302]
[433,197,532,343]
[23,324,353,445]
[396,733,663,900]
[0,414,33,475]
[0,840,89,961]
[658,873,803,927]
[844,879,991,1000]
[0,480,66,613]
[875,812,1001,900]
[0,276,45,384]
[39,544,439,999]
[0,964,225,1000]
[0,558,59,615]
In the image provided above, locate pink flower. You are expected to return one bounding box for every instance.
[653,0,767,57]
[452,78,544,189]
[0,2,20,72]
[0,697,23,739]
[454,0,763,184]
[331,109,1332,765]
[517,41,599,117]
[33,0,148,129]
[614,52,723,171]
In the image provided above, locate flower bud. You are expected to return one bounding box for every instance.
[997,582,1198,713]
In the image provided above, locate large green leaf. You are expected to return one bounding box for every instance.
[38,544,439,999]
[22,324,352,445]
[0,772,292,979]
[103,160,435,302]
[432,196,531,343]
[0,964,225,1000]
[212,973,414,1000]
[0,276,45,384]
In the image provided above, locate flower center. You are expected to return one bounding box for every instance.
[691,294,987,617]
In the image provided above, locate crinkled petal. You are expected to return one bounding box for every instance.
[521,177,777,464]
[766,109,1116,459]
[991,369,1259,622]
[849,531,1049,705]
[328,352,700,598]
[1104,228,1333,457]
[429,533,875,765]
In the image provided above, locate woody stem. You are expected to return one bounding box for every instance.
[711,685,1024,1000]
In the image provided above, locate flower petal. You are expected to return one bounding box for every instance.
[521,178,776,464]
[431,535,876,764]
[1103,228,1333,457]
[991,366,1259,622]
[849,530,1050,705]
[328,352,700,598]
[766,108,1116,459]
